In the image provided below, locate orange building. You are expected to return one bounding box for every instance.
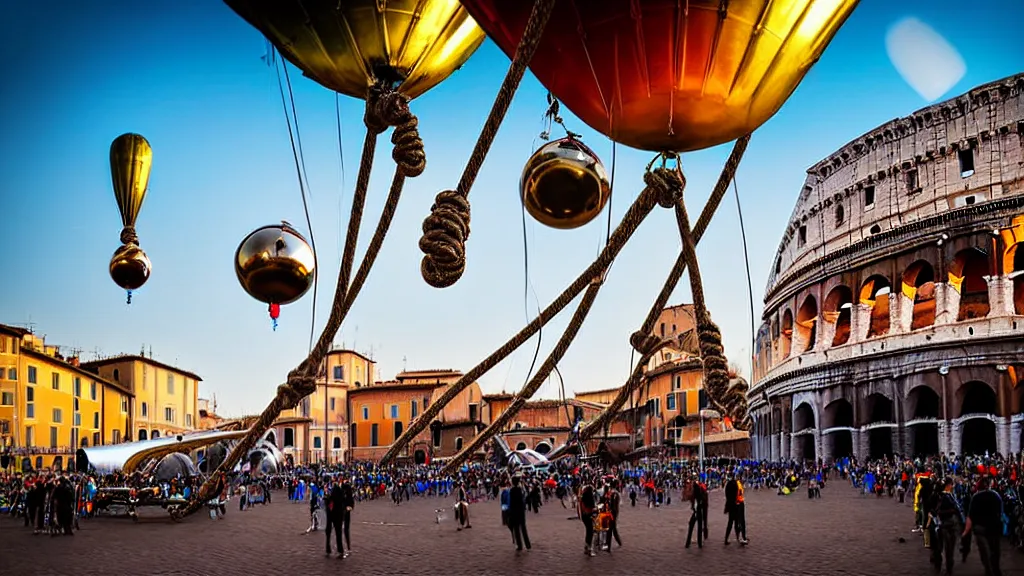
[482,396,612,455]
[347,369,483,463]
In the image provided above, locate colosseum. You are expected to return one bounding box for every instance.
[747,72,1024,463]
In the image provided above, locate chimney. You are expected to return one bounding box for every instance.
[70,357,80,367]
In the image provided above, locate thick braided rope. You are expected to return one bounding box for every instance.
[184,87,423,517]
[119,226,139,246]
[380,185,662,465]
[441,275,605,476]
[629,136,750,355]
[418,0,557,288]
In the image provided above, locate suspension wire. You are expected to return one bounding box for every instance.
[732,176,756,381]
[605,141,617,246]
[520,191,544,399]
[275,55,318,352]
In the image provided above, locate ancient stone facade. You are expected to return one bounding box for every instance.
[748,73,1024,463]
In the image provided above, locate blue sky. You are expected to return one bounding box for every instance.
[1,1,1021,416]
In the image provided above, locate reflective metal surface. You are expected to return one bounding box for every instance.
[110,133,152,229]
[109,243,151,291]
[76,430,247,476]
[462,0,859,152]
[243,439,284,476]
[152,452,198,481]
[521,137,611,230]
[224,0,486,100]
[235,222,316,305]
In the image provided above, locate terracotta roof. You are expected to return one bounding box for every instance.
[0,323,30,337]
[396,368,462,379]
[676,429,750,447]
[482,393,513,401]
[574,386,623,397]
[81,354,202,382]
[645,357,703,378]
[20,347,133,396]
[348,380,444,394]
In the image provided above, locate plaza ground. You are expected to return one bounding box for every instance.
[2,484,1024,575]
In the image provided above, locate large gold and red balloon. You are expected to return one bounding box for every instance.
[461,0,859,152]
[109,133,153,302]
[223,0,486,100]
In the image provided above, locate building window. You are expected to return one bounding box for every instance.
[112,430,121,443]
[27,366,37,384]
[394,421,403,440]
[141,402,148,418]
[50,426,58,448]
[164,407,175,423]
[186,414,193,427]
[333,366,344,380]
[93,412,99,428]
[52,408,62,423]
[362,406,369,420]
[905,170,919,193]
[74,377,81,397]
[330,398,336,412]
[666,393,676,411]
[869,224,882,235]
[864,185,875,208]
[390,404,399,419]
[835,204,845,227]
[432,426,441,447]
[51,372,60,390]
[370,423,379,446]
[138,429,147,441]
[423,396,430,410]
[797,225,807,247]
[469,404,478,422]
[0,392,12,406]
[71,428,79,449]
[958,147,975,177]
[284,427,295,447]
[25,426,33,447]
[455,437,464,451]
[121,397,128,413]
[74,397,79,412]
[112,369,119,381]
[674,376,681,390]
[74,412,81,427]
[167,374,174,394]
[0,420,8,434]
[411,400,418,419]
[26,386,34,419]
[333,437,341,449]
[92,432,100,446]
[7,368,15,380]
[90,381,97,401]
[350,423,357,447]
[313,436,322,449]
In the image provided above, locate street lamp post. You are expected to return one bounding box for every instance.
[698,409,721,477]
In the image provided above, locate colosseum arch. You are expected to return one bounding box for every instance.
[796,295,818,352]
[792,400,817,461]
[822,398,854,458]
[823,285,853,346]
[905,381,941,457]
[860,275,891,337]
[957,380,998,455]
[1009,243,1024,314]
[862,392,895,459]
[949,247,990,321]
[901,260,937,329]
[780,309,794,359]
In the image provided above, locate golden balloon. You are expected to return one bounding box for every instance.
[109,244,152,292]
[235,222,316,306]
[110,133,152,230]
[224,0,486,101]
[521,138,611,230]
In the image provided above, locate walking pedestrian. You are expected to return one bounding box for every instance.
[963,476,1002,576]
[507,476,531,551]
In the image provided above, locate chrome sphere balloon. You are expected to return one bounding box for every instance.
[520,137,611,230]
[234,222,315,305]
[109,243,152,291]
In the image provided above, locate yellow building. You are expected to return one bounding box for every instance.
[82,354,200,441]
[280,347,376,464]
[0,324,133,472]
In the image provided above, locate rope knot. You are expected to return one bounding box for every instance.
[365,86,426,177]
[419,190,470,288]
[629,331,663,355]
[277,370,315,410]
[120,226,139,246]
[644,167,685,208]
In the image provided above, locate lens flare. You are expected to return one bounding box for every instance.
[885,17,966,103]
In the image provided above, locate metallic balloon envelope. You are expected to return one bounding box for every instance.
[461,0,859,152]
[110,133,152,229]
[235,223,315,305]
[223,0,486,100]
[109,243,152,291]
[521,137,611,230]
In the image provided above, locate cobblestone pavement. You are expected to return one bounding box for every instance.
[3,486,1024,576]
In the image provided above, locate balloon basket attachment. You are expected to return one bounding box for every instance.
[126,290,133,305]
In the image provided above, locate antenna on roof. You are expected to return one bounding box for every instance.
[140,343,146,356]
[149,345,153,358]
[402,355,407,372]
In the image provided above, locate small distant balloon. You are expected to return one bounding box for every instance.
[885,17,966,103]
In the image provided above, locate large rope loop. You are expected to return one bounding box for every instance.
[644,167,685,208]
[629,331,663,356]
[419,190,470,288]
[119,226,139,246]
[365,87,426,177]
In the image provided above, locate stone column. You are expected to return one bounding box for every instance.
[814,431,824,463]
[985,275,1015,317]
[1012,417,1023,456]
[948,420,962,457]
[997,416,1011,456]
[771,433,781,461]
[851,430,863,461]
[856,428,869,460]
[817,312,839,352]
[850,303,872,343]
[935,282,961,325]
[782,432,791,462]
[820,432,832,462]
[938,421,950,455]
[791,324,808,356]
[891,292,909,335]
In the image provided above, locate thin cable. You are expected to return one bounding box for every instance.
[605,141,617,246]
[733,176,756,381]
[520,191,543,399]
[275,57,318,352]
[335,92,346,260]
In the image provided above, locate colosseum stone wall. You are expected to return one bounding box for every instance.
[747,72,1024,463]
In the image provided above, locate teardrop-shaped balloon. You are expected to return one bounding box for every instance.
[110,133,152,230]
[225,0,486,101]
[461,0,859,152]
